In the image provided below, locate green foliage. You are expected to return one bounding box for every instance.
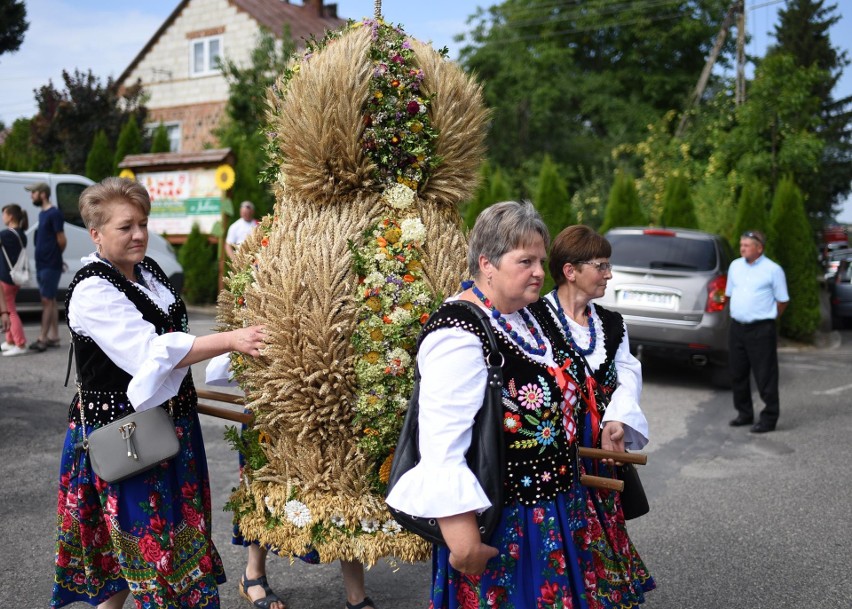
[178,224,219,304]
[534,155,574,240]
[459,0,733,184]
[768,177,821,341]
[731,179,768,250]
[113,116,142,173]
[223,425,268,471]
[215,27,295,218]
[0,0,28,56]
[84,130,113,182]
[30,69,146,173]
[465,165,515,228]
[660,174,698,229]
[771,0,852,223]
[600,171,645,233]
[150,123,171,153]
[0,118,45,171]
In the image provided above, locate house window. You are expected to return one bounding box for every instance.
[190,36,222,77]
[145,122,182,152]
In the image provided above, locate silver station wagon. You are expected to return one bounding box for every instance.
[597,227,735,386]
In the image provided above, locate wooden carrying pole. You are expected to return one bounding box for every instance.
[579,448,649,492]
[196,389,252,424]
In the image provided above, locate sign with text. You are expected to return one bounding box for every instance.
[138,170,222,235]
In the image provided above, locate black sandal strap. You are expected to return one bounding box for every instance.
[242,573,285,609]
[346,596,375,609]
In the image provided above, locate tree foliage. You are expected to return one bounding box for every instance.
[458,0,733,180]
[660,174,698,229]
[0,0,27,56]
[151,123,171,153]
[0,118,45,171]
[768,177,821,341]
[178,224,219,304]
[731,178,768,250]
[114,116,142,173]
[29,69,147,173]
[215,27,295,218]
[771,0,852,222]
[534,155,574,239]
[600,171,645,232]
[84,130,113,182]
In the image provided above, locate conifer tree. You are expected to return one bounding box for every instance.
[464,161,493,228]
[114,116,142,174]
[768,176,821,341]
[465,165,514,228]
[732,178,768,249]
[600,171,645,233]
[660,174,698,229]
[178,223,218,304]
[151,123,171,153]
[84,130,113,182]
[535,155,574,240]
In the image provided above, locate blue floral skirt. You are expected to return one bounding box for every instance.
[429,484,654,609]
[51,412,226,608]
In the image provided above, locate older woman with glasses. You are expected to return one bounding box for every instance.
[529,224,655,607]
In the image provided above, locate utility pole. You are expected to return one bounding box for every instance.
[676,0,742,137]
[735,0,746,105]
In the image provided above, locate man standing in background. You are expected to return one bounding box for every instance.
[725,230,789,433]
[225,200,259,259]
[28,182,65,352]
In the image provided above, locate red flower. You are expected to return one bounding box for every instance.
[508,542,520,559]
[181,481,198,501]
[407,100,420,115]
[503,413,521,433]
[456,577,480,609]
[56,547,71,567]
[549,549,566,575]
[150,513,168,534]
[188,588,202,606]
[199,553,213,573]
[532,507,545,523]
[485,586,506,606]
[539,581,560,606]
[149,491,161,509]
[138,534,164,563]
[181,503,203,528]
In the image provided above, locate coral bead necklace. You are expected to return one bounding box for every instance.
[462,280,547,356]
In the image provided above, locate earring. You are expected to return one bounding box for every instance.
[487,275,492,287]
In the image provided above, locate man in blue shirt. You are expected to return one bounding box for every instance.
[27,182,66,352]
[724,230,789,433]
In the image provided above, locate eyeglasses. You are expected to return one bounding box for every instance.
[741,231,764,245]
[579,261,613,272]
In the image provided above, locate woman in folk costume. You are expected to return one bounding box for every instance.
[528,224,656,607]
[51,177,266,609]
[214,15,487,609]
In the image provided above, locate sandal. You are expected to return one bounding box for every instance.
[346,597,375,609]
[240,572,286,609]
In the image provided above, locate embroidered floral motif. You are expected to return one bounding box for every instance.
[519,383,544,410]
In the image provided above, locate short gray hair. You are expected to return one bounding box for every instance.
[467,200,549,278]
[79,177,151,230]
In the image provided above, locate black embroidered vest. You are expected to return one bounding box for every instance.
[65,257,196,427]
[419,302,578,507]
[528,298,624,418]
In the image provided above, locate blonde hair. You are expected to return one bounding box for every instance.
[79,177,151,230]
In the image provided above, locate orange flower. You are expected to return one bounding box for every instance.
[382,315,393,324]
[261,236,269,247]
[403,274,415,283]
[379,450,395,484]
[420,313,430,324]
[376,236,388,247]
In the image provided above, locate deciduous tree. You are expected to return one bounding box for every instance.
[0,0,27,56]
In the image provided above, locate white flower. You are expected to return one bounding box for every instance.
[284,500,312,528]
[363,271,385,288]
[263,496,275,514]
[331,514,346,527]
[400,218,426,245]
[382,519,402,535]
[388,306,412,324]
[360,518,380,533]
[387,347,412,368]
[382,183,416,210]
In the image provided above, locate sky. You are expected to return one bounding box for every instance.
[1,0,851,218]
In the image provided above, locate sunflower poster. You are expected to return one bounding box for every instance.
[138,167,230,235]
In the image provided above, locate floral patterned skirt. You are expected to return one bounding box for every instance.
[429,484,654,609]
[51,412,226,608]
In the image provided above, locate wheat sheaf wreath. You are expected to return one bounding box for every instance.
[217,14,488,565]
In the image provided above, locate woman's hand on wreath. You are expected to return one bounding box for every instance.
[230,324,267,357]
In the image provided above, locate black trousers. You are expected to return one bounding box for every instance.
[728,319,780,425]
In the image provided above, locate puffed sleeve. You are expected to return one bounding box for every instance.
[68,276,195,411]
[385,326,492,518]
[205,353,237,387]
[601,323,649,449]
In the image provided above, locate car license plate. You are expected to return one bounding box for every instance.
[617,290,678,310]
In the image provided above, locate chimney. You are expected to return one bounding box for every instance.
[324,3,337,18]
[303,0,323,16]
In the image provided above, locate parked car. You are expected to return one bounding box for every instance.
[597,227,734,386]
[823,247,852,283]
[829,256,852,329]
[0,170,183,312]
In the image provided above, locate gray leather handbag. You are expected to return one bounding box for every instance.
[79,389,180,484]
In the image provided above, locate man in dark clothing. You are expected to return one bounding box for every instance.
[27,182,66,352]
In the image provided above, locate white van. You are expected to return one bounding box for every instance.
[0,170,184,312]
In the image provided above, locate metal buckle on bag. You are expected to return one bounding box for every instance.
[119,422,138,459]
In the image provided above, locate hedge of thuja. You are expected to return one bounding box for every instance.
[600,171,645,233]
[178,223,219,305]
[660,174,698,229]
[732,178,768,251]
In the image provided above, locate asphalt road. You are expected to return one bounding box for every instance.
[1,309,851,609]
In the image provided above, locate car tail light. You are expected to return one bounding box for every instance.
[706,274,727,313]
[643,228,676,237]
